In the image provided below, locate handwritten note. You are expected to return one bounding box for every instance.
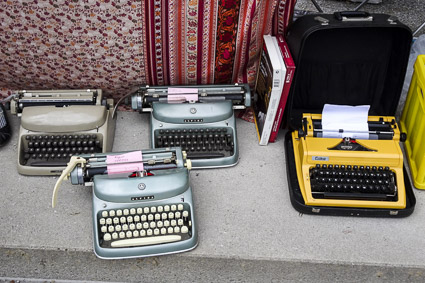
[106,151,144,175]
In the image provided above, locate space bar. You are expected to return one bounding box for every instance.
[187,152,225,159]
[110,235,182,248]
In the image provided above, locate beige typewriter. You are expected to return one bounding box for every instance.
[10,89,116,175]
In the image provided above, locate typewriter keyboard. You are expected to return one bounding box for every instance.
[310,164,397,201]
[154,128,234,159]
[97,203,193,248]
[21,134,102,166]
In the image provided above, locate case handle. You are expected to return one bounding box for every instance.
[334,11,373,22]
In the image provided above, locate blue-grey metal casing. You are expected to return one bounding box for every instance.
[151,101,239,168]
[91,168,197,259]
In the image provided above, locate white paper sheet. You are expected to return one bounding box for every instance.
[321,104,370,139]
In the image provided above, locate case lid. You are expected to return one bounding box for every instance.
[286,12,412,130]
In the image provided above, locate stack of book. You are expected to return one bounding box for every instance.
[254,34,295,145]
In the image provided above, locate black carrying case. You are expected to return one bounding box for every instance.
[284,12,416,217]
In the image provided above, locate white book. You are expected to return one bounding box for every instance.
[254,35,286,145]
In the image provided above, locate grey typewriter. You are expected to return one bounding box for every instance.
[131,84,251,168]
[10,89,116,176]
[52,147,197,259]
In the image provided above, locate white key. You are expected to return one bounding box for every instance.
[119,232,125,239]
[189,221,192,227]
[137,208,143,214]
[168,227,174,234]
[143,222,149,229]
[171,220,177,227]
[136,223,142,230]
[129,223,136,230]
[134,215,140,222]
[150,206,157,213]
[150,222,156,229]
[174,226,180,233]
[103,233,111,241]
[101,226,107,233]
[123,209,129,216]
[161,213,167,220]
[181,226,189,233]
[122,224,128,231]
[109,210,115,217]
[171,205,177,211]
[168,212,174,219]
[178,219,184,226]
[101,211,108,218]
[148,214,154,221]
[99,218,106,225]
[113,217,119,224]
[164,220,170,227]
[144,207,150,214]
[133,230,139,237]
[130,208,136,215]
[110,235,182,248]
[106,218,112,225]
[157,221,163,228]
[177,204,184,211]
[141,215,147,222]
[161,228,167,235]
[120,217,126,224]
[157,206,163,213]
[164,205,170,212]
[140,230,146,237]
[183,211,189,218]
[147,229,153,236]
[155,213,161,220]
[112,232,118,240]
[126,231,132,238]
[175,212,181,218]
[154,228,160,235]
[127,216,133,223]
[108,226,115,233]
[116,209,123,216]
[115,225,122,232]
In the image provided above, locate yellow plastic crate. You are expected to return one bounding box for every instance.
[400,55,425,189]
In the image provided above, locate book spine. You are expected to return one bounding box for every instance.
[269,35,295,143]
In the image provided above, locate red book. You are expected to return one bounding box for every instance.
[269,35,295,142]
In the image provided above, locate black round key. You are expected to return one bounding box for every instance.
[38,135,43,140]
[89,147,95,152]
[34,142,40,148]
[28,142,34,148]
[76,141,82,147]
[31,136,37,141]
[366,166,370,170]
[70,141,76,147]
[340,165,345,170]
[35,148,41,153]
[73,135,78,139]
[322,164,327,169]
[38,153,43,158]
[56,153,62,159]
[26,136,31,140]
[71,147,77,152]
[58,141,64,147]
[359,166,364,170]
[78,147,83,152]
[44,153,49,159]
[353,165,358,170]
[83,147,89,152]
[31,153,37,159]
[91,134,96,139]
[372,166,377,171]
[328,165,333,169]
[47,147,52,153]
[68,135,73,140]
[29,148,34,153]
[40,141,46,147]
[24,153,30,160]
[385,166,390,171]
[82,140,88,146]
[347,165,352,170]
[334,165,339,170]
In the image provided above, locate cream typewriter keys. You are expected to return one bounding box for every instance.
[101,226,107,233]
[141,215,147,222]
[150,222,156,229]
[110,235,182,248]
[171,220,177,227]
[155,213,161,220]
[171,205,177,211]
[178,219,184,226]
[122,224,128,231]
[130,208,136,215]
[129,223,136,230]
[144,207,149,214]
[181,226,189,234]
[108,226,114,233]
[136,223,142,230]
[109,210,115,217]
[112,232,118,240]
[115,225,122,232]
[106,218,112,225]
[133,230,139,237]
[150,206,157,213]
[183,211,189,218]
[116,209,123,216]
[147,229,153,236]
[119,232,125,239]
[143,222,149,229]
[154,228,160,235]
[113,217,119,224]
[175,212,181,218]
[134,215,140,222]
[99,218,106,225]
[148,214,154,221]
[127,216,133,223]
[157,221,163,228]
[123,209,129,216]
[161,228,167,235]
[157,206,164,212]
[164,220,170,227]
[126,231,132,238]
[103,233,111,241]
[174,226,180,233]
[102,211,108,218]
[164,205,170,212]
[177,204,184,211]
[168,212,174,219]
[140,230,146,237]
[167,227,174,234]
[120,216,126,224]
[161,213,167,220]
[137,208,143,214]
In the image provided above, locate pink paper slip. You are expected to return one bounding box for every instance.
[167,88,199,103]
[106,151,144,175]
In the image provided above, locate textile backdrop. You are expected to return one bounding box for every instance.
[0,0,290,100]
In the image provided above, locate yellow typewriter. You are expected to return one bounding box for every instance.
[290,112,411,214]
[10,89,116,176]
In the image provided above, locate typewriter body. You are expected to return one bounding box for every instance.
[131,84,251,169]
[10,89,116,175]
[293,113,407,210]
[52,147,197,259]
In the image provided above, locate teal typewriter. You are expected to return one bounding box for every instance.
[131,84,251,169]
[52,147,197,259]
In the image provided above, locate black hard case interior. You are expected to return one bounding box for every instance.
[284,12,416,217]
